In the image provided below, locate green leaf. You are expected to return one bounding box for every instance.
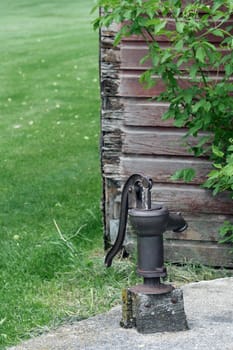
[192,100,205,113]
[219,222,233,243]
[173,117,186,127]
[160,50,172,64]
[207,169,220,180]
[196,47,206,63]
[145,18,167,35]
[139,70,155,89]
[225,64,233,77]
[140,54,150,65]
[161,110,172,120]
[213,163,223,169]
[175,39,184,51]
[171,168,196,182]
[189,65,199,80]
[176,21,185,33]
[183,90,194,104]
[211,29,224,38]
[212,145,224,158]
[196,135,210,149]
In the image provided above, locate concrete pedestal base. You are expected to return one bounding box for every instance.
[121,286,188,334]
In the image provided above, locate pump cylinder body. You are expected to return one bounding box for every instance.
[137,234,165,278]
[129,206,169,279]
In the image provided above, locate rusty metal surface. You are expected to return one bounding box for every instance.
[130,283,174,295]
[137,267,167,278]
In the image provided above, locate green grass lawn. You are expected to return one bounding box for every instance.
[0,0,105,346]
[0,1,232,348]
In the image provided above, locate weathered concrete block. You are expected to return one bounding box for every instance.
[121,287,188,334]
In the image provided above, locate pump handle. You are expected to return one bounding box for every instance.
[105,174,152,267]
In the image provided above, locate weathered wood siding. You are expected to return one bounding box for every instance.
[100,22,233,267]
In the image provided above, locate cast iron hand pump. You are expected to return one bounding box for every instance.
[105,174,188,294]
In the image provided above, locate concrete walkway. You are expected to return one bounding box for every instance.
[9,278,233,350]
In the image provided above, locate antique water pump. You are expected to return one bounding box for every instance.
[105,173,188,294]
[105,174,189,333]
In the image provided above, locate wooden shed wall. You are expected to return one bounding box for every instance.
[100,23,233,267]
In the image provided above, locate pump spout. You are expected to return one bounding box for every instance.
[166,212,188,233]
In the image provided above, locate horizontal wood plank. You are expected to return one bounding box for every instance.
[119,74,165,97]
[120,156,211,184]
[151,184,233,215]
[123,100,172,127]
[164,240,233,267]
[121,44,228,72]
[103,97,170,123]
[122,129,209,157]
[119,73,228,98]
[112,181,233,219]
[164,213,233,242]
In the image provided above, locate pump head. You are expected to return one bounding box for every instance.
[105,174,153,267]
[105,173,188,285]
